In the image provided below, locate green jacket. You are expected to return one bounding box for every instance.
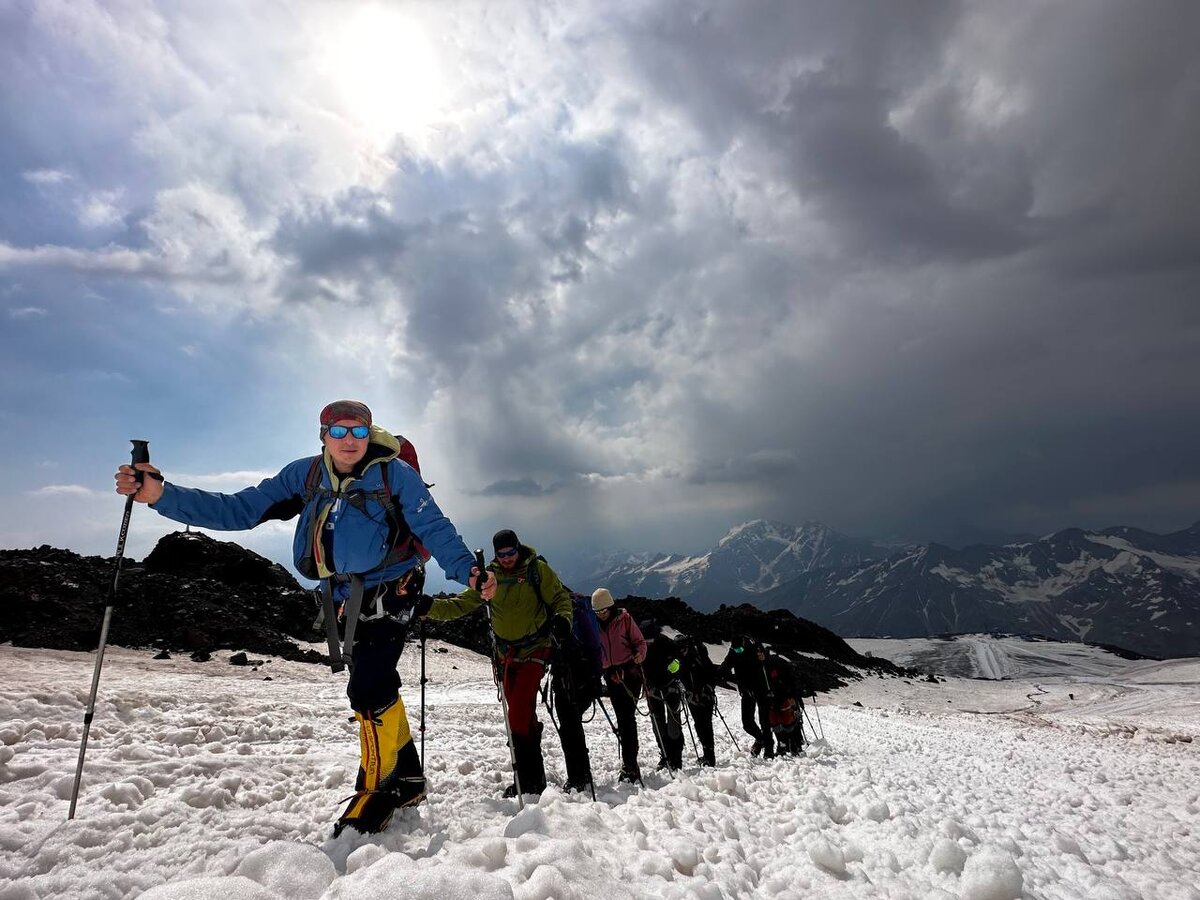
[426,544,573,657]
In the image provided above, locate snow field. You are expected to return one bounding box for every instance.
[0,642,1197,899]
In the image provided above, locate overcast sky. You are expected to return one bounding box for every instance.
[3,0,1199,586]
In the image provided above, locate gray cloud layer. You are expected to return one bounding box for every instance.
[3,0,1199,565]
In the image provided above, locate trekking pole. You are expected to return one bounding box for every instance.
[596,696,621,747]
[811,692,826,741]
[538,682,567,777]
[584,744,597,802]
[69,440,159,820]
[665,696,689,770]
[596,694,644,787]
[575,678,598,802]
[418,618,427,769]
[679,688,699,761]
[643,693,672,772]
[712,694,741,753]
[801,704,818,745]
[477,550,523,809]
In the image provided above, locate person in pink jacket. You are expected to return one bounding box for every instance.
[591,588,647,782]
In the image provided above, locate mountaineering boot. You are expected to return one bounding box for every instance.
[513,725,547,796]
[618,764,641,784]
[561,733,594,795]
[502,725,547,798]
[785,727,805,755]
[334,697,426,836]
[502,774,545,799]
[750,739,763,758]
[700,746,716,766]
[786,729,804,755]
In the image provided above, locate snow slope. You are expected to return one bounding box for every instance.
[847,635,1149,681]
[1,640,1198,899]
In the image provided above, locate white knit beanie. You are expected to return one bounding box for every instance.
[591,588,615,611]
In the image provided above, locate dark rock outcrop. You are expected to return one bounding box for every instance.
[620,596,909,692]
[0,533,323,664]
[144,531,297,589]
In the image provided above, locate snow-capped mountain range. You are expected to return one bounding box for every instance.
[763,522,1200,659]
[568,519,1200,659]
[560,519,896,610]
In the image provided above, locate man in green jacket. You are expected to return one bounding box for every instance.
[422,529,574,796]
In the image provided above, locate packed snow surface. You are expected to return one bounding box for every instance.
[1,638,1198,899]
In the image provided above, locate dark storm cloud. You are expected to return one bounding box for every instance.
[617,0,1042,264]
[768,70,1032,262]
[593,0,1200,543]
[478,478,553,498]
[687,451,800,486]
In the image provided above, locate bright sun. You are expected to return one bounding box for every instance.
[322,4,448,147]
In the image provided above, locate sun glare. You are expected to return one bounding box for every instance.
[322,4,447,148]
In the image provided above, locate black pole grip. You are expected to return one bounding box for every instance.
[473,549,487,593]
[129,439,163,487]
[130,440,150,487]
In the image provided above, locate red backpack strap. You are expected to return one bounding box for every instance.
[377,459,431,563]
[301,454,323,502]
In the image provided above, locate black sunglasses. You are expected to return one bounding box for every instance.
[496,548,519,559]
[324,424,369,440]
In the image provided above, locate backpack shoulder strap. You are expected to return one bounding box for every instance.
[526,553,545,604]
[528,555,565,640]
[301,454,324,503]
[375,458,432,564]
[377,458,394,508]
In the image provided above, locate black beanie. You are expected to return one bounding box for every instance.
[492,529,520,553]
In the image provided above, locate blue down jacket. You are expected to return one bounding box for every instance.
[149,429,475,600]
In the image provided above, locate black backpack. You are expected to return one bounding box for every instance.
[526,555,604,680]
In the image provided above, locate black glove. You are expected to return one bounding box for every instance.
[550,616,572,648]
[402,565,427,597]
[383,591,433,623]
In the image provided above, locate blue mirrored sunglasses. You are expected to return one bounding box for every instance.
[324,424,369,440]
[496,547,519,559]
